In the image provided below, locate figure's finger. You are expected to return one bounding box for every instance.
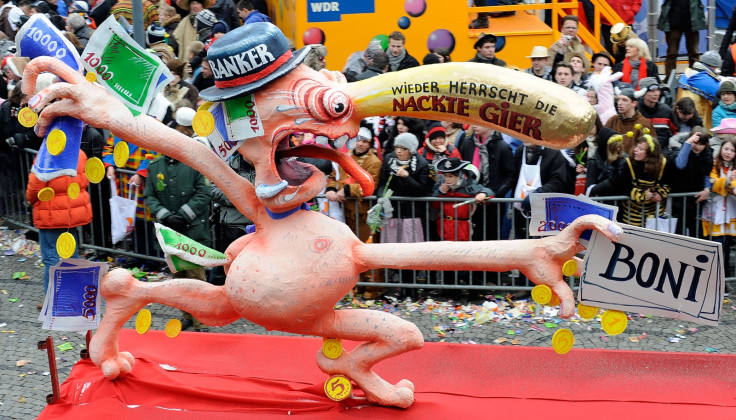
[30,87,82,137]
[562,214,622,244]
[549,279,576,319]
[22,56,86,99]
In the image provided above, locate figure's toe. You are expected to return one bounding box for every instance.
[364,382,414,408]
[101,268,139,297]
[100,351,135,379]
[396,379,415,392]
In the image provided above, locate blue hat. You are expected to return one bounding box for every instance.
[200,22,310,101]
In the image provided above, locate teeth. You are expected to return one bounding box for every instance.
[256,180,288,199]
[333,134,349,148]
[346,138,356,150]
[315,135,329,146]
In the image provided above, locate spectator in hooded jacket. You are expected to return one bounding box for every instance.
[237,0,268,24]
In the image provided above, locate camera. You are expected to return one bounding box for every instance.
[563,35,573,41]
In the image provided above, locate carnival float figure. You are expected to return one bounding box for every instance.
[22,23,622,408]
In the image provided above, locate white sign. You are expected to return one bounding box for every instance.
[580,225,724,326]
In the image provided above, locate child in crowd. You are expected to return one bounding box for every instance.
[432,157,494,241]
[590,128,673,226]
[712,80,736,129]
[432,157,493,288]
[703,138,736,277]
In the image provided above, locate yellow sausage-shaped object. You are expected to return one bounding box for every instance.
[346,62,595,150]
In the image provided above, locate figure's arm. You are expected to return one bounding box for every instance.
[354,214,622,318]
[23,56,263,223]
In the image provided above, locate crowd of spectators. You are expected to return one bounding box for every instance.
[3,0,736,298]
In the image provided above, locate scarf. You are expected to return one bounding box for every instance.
[622,58,647,88]
[473,53,497,64]
[472,134,491,185]
[388,49,406,71]
[389,154,417,174]
[718,100,736,113]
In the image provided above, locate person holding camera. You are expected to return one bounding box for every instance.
[548,15,587,62]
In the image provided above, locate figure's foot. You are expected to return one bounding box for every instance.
[317,350,415,408]
[99,351,135,379]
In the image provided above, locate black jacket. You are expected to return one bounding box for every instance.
[458,132,515,198]
[388,51,420,72]
[514,146,573,195]
[376,152,432,219]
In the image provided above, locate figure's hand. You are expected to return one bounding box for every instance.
[23,57,135,138]
[695,189,709,202]
[521,215,623,318]
[163,214,188,231]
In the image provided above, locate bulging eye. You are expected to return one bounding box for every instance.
[323,90,350,119]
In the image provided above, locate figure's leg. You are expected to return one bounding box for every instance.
[90,268,241,379]
[304,309,423,408]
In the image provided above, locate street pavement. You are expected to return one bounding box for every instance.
[2,223,736,419]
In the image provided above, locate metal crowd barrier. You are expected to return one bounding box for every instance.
[1,147,730,297]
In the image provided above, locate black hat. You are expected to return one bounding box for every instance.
[591,51,614,66]
[200,22,310,101]
[425,122,447,141]
[435,157,470,173]
[474,33,497,49]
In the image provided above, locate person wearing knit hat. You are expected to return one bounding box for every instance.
[392,132,419,154]
[342,40,384,82]
[196,9,217,41]
[418,122,461,169]
[700,50,722,70]
[376,130,432,295]
[146,23,176,63]
[636,76,678,148]
[713,80,736,129]
[678,50,724,121]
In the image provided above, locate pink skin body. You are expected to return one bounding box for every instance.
[23,56,622,408]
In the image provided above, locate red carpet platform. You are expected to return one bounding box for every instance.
[39,329,736,419]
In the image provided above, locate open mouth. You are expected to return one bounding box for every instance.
[254,130,364,201]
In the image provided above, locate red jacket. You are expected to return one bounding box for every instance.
[27,150,93,229]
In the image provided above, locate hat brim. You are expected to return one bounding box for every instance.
[474,34,497,49]
[711,126,736,134]
[200,46,311,102]
[180,0,215,10]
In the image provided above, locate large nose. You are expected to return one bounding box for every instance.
[344,62,595,150]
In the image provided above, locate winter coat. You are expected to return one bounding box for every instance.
[604,110,656,154]
[26,150,93,229]
[637,101,678,149]
[173,15,198,61]
[376,152,432,219]
[458,132,516,198]
[514,146,574,196]
[432,175,494,241]
[144,156,211,245]
[210,154,255,228]
[74,25,95,47]
[657,0,706,33]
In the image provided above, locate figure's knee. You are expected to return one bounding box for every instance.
[101,268,137,296]
[395,322,424,351]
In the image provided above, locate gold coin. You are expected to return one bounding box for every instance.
[562,259,577,277]
[37,187,55,202]
[548,293,560,307]
[192,110,215,136]
[85,157,105,184]
[56,232,76,259]
[113,141,130,167]
[322,338,343,360]
[197,101,214,112]
[601,310,628,336]
[17,107,38,128]
[577,303,599,320]
[552,328,574,355]
[324,374,352,401]
[531,284,552,305]
[135,309,152,334]
[85,72,97,82]
[46,129,67,156]
[165,319,182,338]
[67,182,80,199]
